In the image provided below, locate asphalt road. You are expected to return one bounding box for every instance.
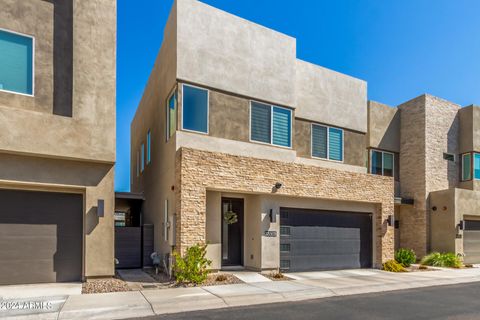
[133,282,480,320]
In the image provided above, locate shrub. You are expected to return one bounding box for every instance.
[382,259,406,272]
[172,243,212,284]
[395,248,416,267]
[215,274,228,282]
[420,252,461,268]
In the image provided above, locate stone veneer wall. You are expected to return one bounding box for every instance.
[399,95,460,257]
[175,147,395,266]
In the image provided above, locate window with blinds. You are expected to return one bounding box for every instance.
[311,124,344,161]
[250,102,291,147]
[0,29,34,95]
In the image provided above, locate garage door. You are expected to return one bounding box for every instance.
[464,220,480,264]
[280,208,372,272]
[0,189,82,285]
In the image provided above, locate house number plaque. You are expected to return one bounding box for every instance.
[264,230,277,237]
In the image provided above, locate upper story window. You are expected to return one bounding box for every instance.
[462,153,480,181]
[147,130,151,164]
[136,150,140,177]
[250,101,292,148]
[0,29,34,96]
[182,84,208,134]
[370,150,394,177]
[140,143,145,172]
[166,89,177,140]
[311,124,343,161]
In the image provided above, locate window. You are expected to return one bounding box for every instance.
[136,150,139,177]
[370,150,394,177]
[182,84,208,133]
[147,130,151,164]
[462,153,472,181]
[250,101,292,147]
[164,200,169,242]
[140,144,145,172]
[0,29,34,95]
[311,124,344,161]
[475,153,480,180]
[166,89,177,140]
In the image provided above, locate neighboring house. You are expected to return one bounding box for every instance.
[368,98,480,263]
[131,0,394,272]
[0,0,116,284]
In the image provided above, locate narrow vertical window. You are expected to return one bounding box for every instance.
[462,153,472,181]
[167,89,177,140]
[140,144,145,172]
[136,150,139,177]
[147,130,151,164]
[182,84,208,133]
[0,29,34,95]
[272,107,292,147]
[383,152,394,177]
[475,153,480,180]
[371,150,383,175]
[311,125,327,158]
[250,102,271,144]
[328,127,343,161]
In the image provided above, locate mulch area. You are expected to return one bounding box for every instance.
[82,275,131,294]
[263,272,293,281]
[144,268,243,288]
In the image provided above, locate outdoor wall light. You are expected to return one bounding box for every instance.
[269,209,277,223]
[274,182,283,190]
[386,215,393,226]
[97,199,105,217]
[458,220,465,231]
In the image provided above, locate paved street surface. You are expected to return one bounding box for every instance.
[134,282,480,320]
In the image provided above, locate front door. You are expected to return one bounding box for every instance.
[221,198,244,266]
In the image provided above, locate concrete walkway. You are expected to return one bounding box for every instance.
[3,268,480,320]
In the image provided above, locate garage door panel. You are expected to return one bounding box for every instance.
[0,189,82,285]
[280,208,372,272]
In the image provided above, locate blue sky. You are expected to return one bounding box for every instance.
[116,0,480,191]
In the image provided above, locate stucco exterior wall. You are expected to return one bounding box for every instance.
[130,0,178,258]
[0,0,116,163]
[367,101,400,153]
[176,0,296,108]
[175,148,394,268]
[295,60,367,133]
[459,105,480,154]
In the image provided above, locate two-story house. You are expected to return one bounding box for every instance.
[131,0,394,272]
[0,0,116,285]
[368,97,480,263]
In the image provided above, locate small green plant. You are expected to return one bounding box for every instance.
[382,259,407,272]
[270,271,284,279]
[420,252,461,268]
[172,243,212,285]
[395,248,416,267]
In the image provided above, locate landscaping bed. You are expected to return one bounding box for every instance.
[82,274,131,294]
[263,271,293,281]
[144,268,243,288]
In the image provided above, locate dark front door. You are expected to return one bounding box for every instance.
[280,208,372,272]
[221,198,244,266]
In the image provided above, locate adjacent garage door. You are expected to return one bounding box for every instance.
[0,189,83,285]
[464,220,480,264]
[280,208,372,272]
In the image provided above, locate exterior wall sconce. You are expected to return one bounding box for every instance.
[97,199,105,217]
[386,215,393,226]
[269,209,277,223]
[458,220,465,231]
[274,182,283,190]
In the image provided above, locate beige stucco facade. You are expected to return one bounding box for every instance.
[0,0,116,280]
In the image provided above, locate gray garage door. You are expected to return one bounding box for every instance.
[0,189,82,285]
[280,208,372,272]
[464,220,480,264]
